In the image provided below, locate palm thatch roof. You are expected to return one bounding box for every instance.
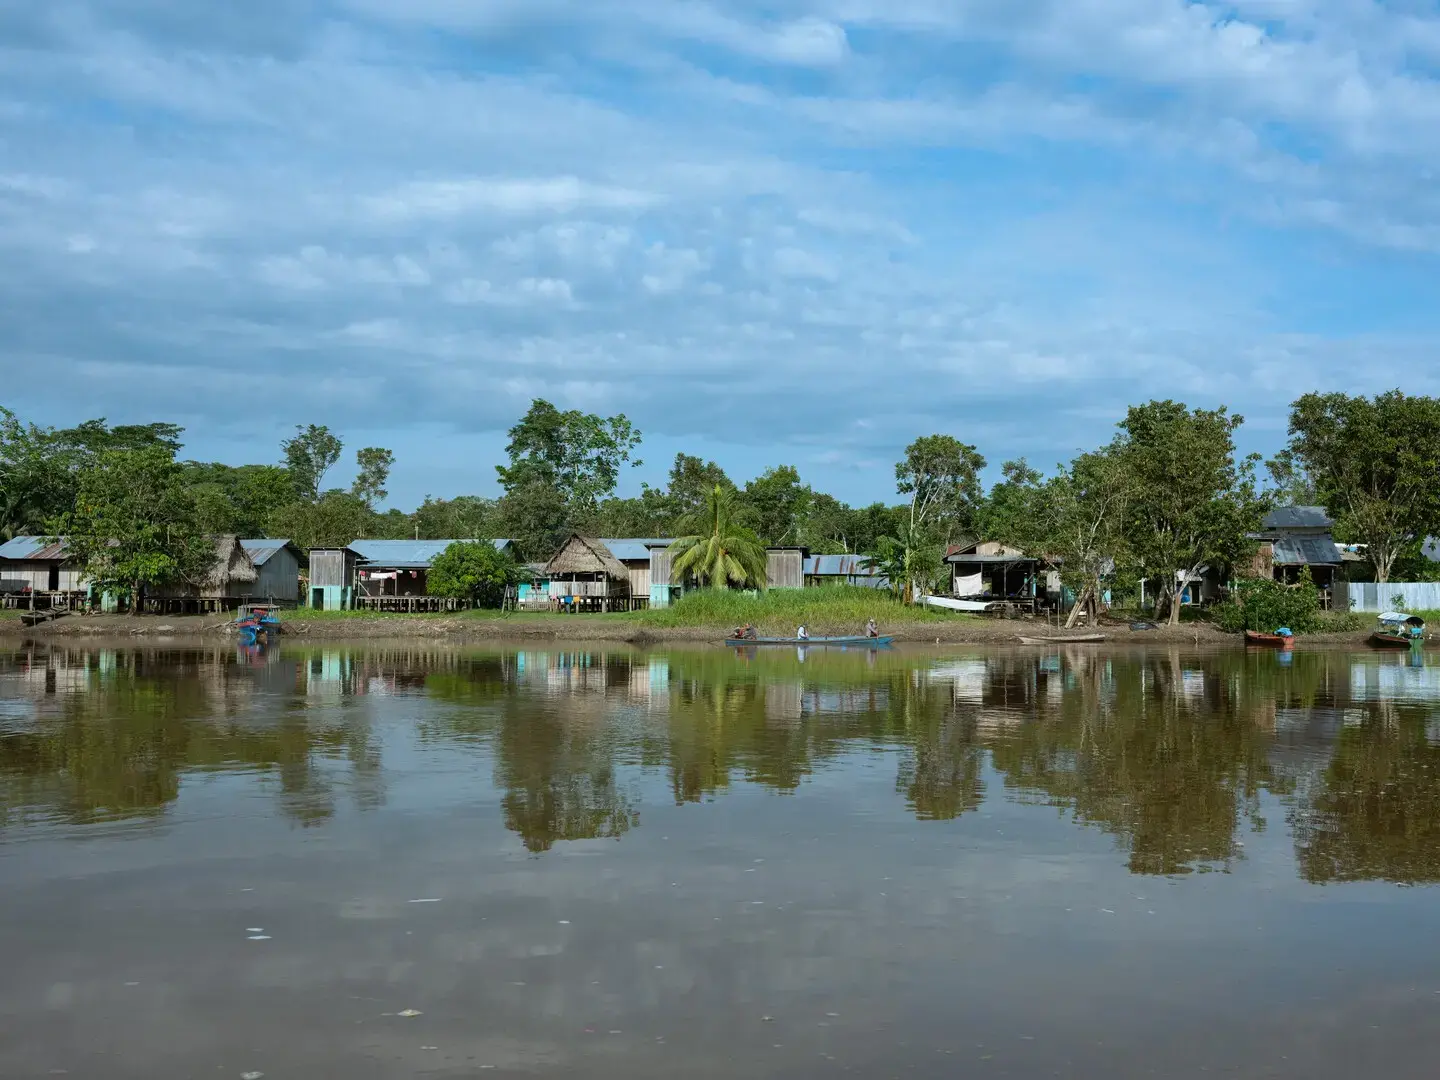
[200,535,259,589]
[543,535,630,580]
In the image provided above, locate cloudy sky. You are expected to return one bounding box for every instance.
[2,1,1439,507]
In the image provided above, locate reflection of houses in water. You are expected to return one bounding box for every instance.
[758,682,891,722]
[305,652,367,699]
[1349,657,1440,706]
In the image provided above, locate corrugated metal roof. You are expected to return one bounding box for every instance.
[240,539,300,566]
[348,538,516,568]
[1272,535,1342,566]
[598,538,673,562]
[0,536,68,561]
[1263,505,1332,529]
[805,555,881,577]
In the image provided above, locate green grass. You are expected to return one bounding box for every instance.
[285,587,973,633]
[633,586,964,633]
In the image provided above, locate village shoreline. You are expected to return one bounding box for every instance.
[0,611,1378,647]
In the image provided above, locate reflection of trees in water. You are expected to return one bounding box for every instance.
[7,644,1440,883]
[1290,702,1440,884]
[0,646,382,827]
[987,649,1290,875]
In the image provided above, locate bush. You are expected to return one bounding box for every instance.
[1212,570,1322,634]
[427,541,520,607]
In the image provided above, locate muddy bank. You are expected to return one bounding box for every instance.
[0,611,1377,648]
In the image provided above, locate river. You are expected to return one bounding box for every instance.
[3,641,1440,1078]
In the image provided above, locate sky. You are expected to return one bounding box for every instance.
[2,0,1439,509]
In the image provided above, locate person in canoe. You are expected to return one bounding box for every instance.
[865,617,878,639]
[731,624,758,640]
[797,624,809,641]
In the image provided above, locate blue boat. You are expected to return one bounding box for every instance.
[235,604,281,644]
[724,635,893,648]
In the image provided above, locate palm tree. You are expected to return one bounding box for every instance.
[670,485,769,590]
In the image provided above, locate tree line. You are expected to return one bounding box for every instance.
[3,389,1438,619]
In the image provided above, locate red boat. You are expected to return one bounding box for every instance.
[1245,630,1294,649]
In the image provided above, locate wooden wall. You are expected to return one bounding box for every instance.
[310,550,355,588]
[766,549,804,589]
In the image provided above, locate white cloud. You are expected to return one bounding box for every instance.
[361,177,658,221]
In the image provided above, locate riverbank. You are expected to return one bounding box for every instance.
[0,607,1380,647]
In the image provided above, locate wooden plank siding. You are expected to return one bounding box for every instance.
[766,549,805,589]
[310,550,355,588]
[650,548,674,586]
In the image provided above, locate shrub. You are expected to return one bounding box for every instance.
[427,541,521,607]
[1213,570,1322,634]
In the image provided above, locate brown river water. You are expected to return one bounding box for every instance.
[3,641,1440,1078]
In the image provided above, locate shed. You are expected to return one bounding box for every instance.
[0,536,87,595]
[765,547,807,590]
[543,535,632,610]
[804,554,888,589]
[599,538,673,599]
[240,539,304,604]
[308,547,361,610]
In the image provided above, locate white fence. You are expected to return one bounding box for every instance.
[1345,582,1440,612]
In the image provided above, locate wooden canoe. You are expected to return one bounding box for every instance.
[1245,630,1294,648]
[724,636,893,648]
[1370,631,1420,649]
[1018,634,1106,645]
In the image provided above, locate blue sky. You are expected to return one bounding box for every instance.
[3,0,1439,507]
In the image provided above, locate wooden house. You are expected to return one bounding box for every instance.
[308,547,361,610]
[543,535,634,611]
[345,539,518,611]
[946,541,1051,610]
[1245,505,1345,606]
[0,537,88,600]
[239,539,304,604]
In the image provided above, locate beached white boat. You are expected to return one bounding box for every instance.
[919,594,996,613]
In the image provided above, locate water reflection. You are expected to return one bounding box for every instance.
[3,643,1440,882]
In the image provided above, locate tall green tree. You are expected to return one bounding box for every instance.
[495,479,570,563]
[496,399,642,512]
[1282,390,1440,583]
[1023,449,1133,628]
[350,447,395,509]
[896,434,987,544]
[268,491,373,551]
[0,408,69,541]
[1118,401,1264,625]
[412,495,501,541]
[670,484,769,590]
[53,446,212,608]
[742,465,812,547]
[666,453,733,522]
[282,424,343,502]
[183,462,298,537]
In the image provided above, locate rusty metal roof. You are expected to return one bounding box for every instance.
[0,536,68,561]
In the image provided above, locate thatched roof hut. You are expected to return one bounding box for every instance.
[183,535,259,598]
[544,536,630,584]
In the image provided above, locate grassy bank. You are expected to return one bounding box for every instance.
[633,586,955,633]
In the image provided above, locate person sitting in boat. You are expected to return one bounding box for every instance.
[797,624,809,641]
[865,618,878,638]
[743,624,757,640]
[732,626,746,639]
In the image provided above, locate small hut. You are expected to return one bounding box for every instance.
[543,536,632,612]
[158,535,259,611]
